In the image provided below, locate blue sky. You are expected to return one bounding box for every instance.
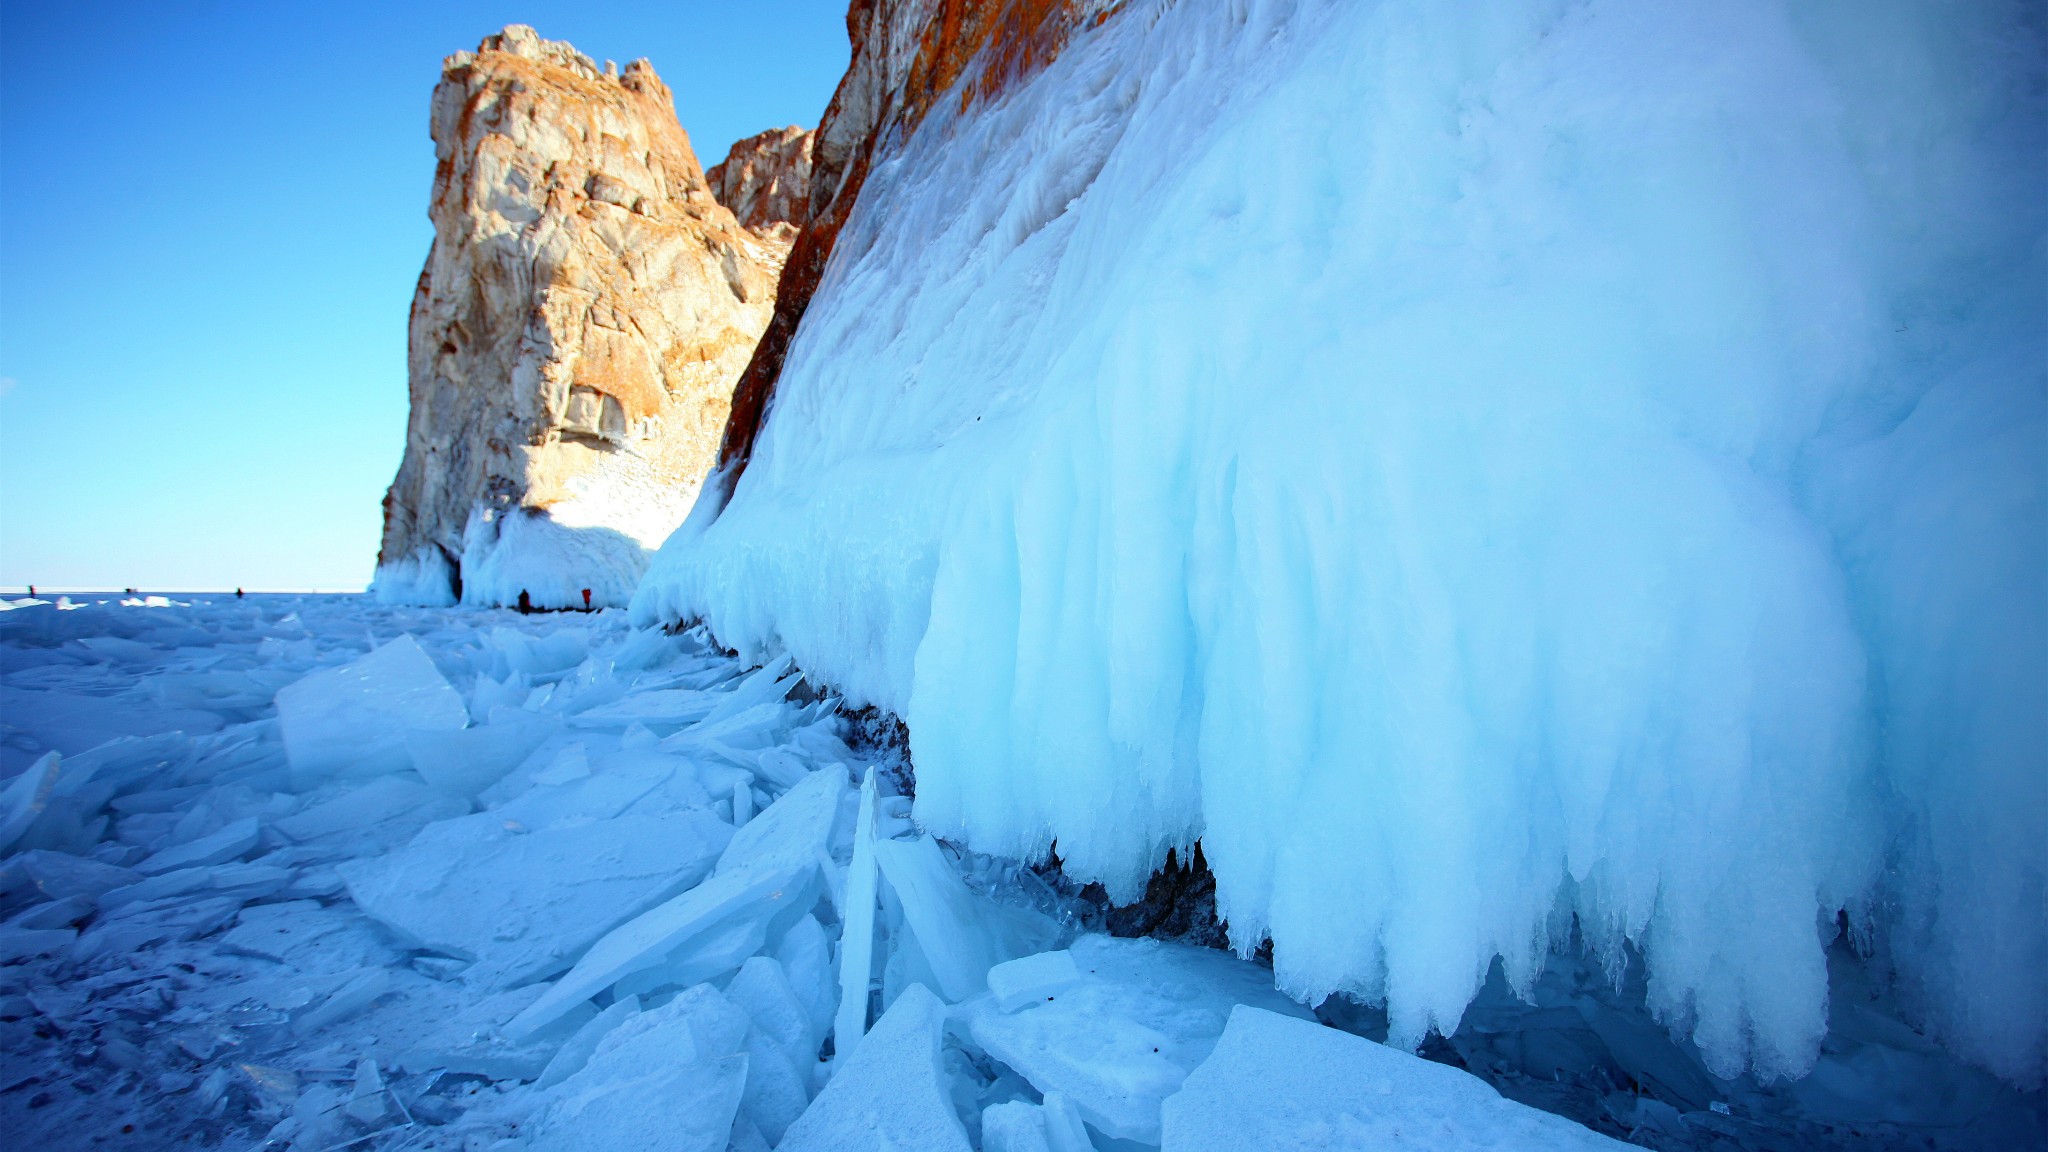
[0,1,849,591]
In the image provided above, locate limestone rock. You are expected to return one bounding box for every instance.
[708,125,814,249]
[376,25,792,608]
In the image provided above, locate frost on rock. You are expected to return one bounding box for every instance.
[1163,1005,1629,1151]
[632,0,2048,1086]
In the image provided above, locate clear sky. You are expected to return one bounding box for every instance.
[0,0,849,592]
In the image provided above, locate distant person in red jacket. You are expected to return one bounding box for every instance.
[582,588,592,611]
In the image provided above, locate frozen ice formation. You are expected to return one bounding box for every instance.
[1163,1005,1629,1150]
[634,0,2048,1086]
[373,25,804,610]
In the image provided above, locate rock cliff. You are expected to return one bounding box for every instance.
[700,0,1123,513]
[707,125,814,244]
[375,25,789,608]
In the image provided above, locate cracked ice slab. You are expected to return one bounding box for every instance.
[505,861,817,1040]
[1162,1004,1631,1151]
[338,809,734,990]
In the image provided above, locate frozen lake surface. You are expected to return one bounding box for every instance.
[0,595,2038,1150]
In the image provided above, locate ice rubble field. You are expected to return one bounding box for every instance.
[1,594,2042,1152]
[636,0,2047,1093]
[2,592,1783,1152]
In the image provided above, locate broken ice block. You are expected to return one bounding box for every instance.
[99,861,290,911]
[775,914,836,1050]
[715,764,847,877]
[0,752,60,854]
[70,895,243,961]
[17,849,140,902]
[777,983,971,1152]
[568,688,717,730]
[1039,1093,1097,1152]
[968,934,1313,1143]
[338,809,732,990]
[982,1101,1055,1152]
[873,834,1059,1002]
[135,816,262,874]
[534,999,746,1152]
[404,711,556,797]
[1161,1005,1629,1151]
[489,626,590,677]
[491,754,674,831]
[832,768,881,1065]
[697,656,797,729]
[293,967,394,1035]
[276,634,466,782]
[392,984,596,1081]
[740,1021,810,1144]
[0,925,77,963]
[505,862,816,1040]
[727,956,814,1071]
[270,777,464,844]
[343,1058,393,1126]
[537,995,640,1090]
[219,900,403,972]
[988,949,1086,1012]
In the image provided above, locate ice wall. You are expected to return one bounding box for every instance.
[635,0,2047,1083]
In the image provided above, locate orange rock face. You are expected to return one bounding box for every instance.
[708,0,1123,498]
[708,125,814,243]
[378,26,789,604]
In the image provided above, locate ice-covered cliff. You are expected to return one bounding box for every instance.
[636,0,2047,1088]
[375,26,790,609]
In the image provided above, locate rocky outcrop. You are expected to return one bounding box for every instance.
[376,25,788,608]
[702,0,1124,510]
[707,125,814,243]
